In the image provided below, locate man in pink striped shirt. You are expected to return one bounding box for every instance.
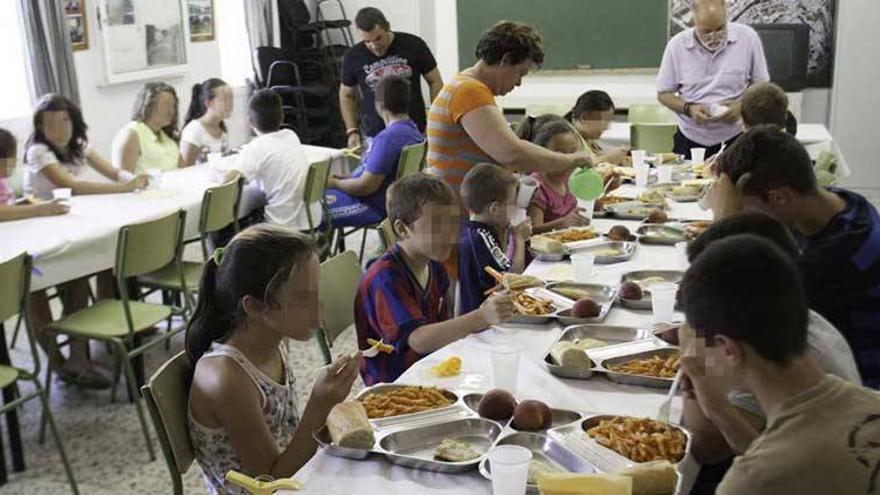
[657,0,769,159]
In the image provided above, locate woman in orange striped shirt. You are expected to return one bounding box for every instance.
[426,21,593,196]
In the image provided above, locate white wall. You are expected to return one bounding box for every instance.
[831,0,880,190]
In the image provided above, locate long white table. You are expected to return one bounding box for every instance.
[291,187,712,494]
[602,121,833,149]
[0,146,344,291]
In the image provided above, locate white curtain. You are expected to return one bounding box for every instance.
[244,0,281,69]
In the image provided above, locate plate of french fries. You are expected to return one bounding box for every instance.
[484,267,567,324]
[584,416,688,464]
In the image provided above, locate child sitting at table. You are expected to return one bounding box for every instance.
[0,128,69,220]
[224,89,318,233]
[355,173,514,385]
[187,225,360,494]
[325,74,423,228]
[180,78,233,167]
[564,90,629,165]
[112,82,183,174]
[516,115,589,234]
[458,164,531,314]
[25,94,148,199]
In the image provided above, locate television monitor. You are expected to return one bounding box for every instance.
[751,24,810,91]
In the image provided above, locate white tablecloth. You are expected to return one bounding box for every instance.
[0,146,343,291]
[291,186,712,494]
[602,121,833,149]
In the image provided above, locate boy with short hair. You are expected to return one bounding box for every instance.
[355,173,514,385]
[458,164,532,314]
[707,127,880,388]
[679,234,880,495]
[740,81,797,134]
[226,89,318,232]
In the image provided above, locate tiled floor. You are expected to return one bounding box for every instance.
[0,232,382,494]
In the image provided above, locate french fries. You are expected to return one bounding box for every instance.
[607,354,680,378]
[587,416,687,463]
[360,386,453,419]
[512,291,555,316]
[483,267,553,315]
[543,228,598,243]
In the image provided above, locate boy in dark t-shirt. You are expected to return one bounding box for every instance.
[458,164,532,314]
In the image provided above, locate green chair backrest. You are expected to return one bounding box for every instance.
[0,252,27,322]
[142,351,194,495]
[628,104,678,124]
[377,218,396,252]
[304,159,332,240]
[318,251,362,347]
[200,177,243,235]
[116,210,186,279]
[630,124,677,154]
[815,150,838,174]
[395,141,427,181]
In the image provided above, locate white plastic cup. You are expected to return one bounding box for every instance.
[690,147,706,165]
[651,282,679,324]
[516,176,539,208]
[510,207,528,225]
[658,165,674,184]
[488,445,532,495]
[570,252,596,283]
[147,170,163,188]
[207,151,222,169]
[52,188,72,201]
[675,241,689,270]
[634,162,650,189]
[631,149,647,167]
[577,198,595,223]
[491,342,523,393]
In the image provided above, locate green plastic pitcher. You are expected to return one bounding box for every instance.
[569,167,605,201]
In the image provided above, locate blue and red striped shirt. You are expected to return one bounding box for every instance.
[355,244,451,385]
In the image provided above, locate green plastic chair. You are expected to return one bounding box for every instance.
[377,218,397,252]
[304,158,333,258]
[630,124,677,154]
[315,251,362,364]
[42,210,190,461]
[0,253,78,494]
[628,104,678,124]
[333,141,427,262]
[142,351,193,495]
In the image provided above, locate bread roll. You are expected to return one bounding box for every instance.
[531,235,566,255]
[617,460,677,495]
[327,401,374,450]
[549,342,592,371]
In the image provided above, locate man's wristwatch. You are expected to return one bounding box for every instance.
[682,102,694,117]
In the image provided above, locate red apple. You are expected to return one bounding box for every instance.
[512,400,553,431]
[478,389,517,420]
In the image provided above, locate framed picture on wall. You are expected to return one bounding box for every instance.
[188,0,214,42]
[64,0,89,51]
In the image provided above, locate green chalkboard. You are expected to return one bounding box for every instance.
[457,0,669,71]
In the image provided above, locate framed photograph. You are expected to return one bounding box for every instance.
[188,0,214,42]
[96,0,189,84]
[64,0,89,51]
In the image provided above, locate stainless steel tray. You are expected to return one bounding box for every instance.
[618,270,684,310]
[379,418,503,473]
[636,225,686,245]
[356,383,465,431]
[545,283,616,325]
[479,432,596,492]
[543,326,657,380]
[550,414,692,473]
[569,241,636,264]
[461,392,583,432]
[600,347,680,388]
[604,201,662,221]
[508,287,574,325]
[314,424,375,461]
[529,249,565,262]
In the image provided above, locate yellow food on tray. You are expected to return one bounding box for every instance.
[360,386,454,419]
[431,356,462,377]
[607,353,680,378]
[366,338,394,354]
[513,291,555,316]
[544,227,598,243]
[586,417,687,463]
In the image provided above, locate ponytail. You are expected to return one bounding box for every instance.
[515,114,537,141]
[184,224,314,364]
[183,78,230,132]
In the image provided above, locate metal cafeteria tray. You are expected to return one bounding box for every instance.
[461,392,583,432]
[618,270,684,310]
[355,383,467,432]
[544,283,616,325]
[569,240,636,264]
[479,432,596,492]
[667,191,701,203]
[529,249,565,262]
[379,417,503,473]
[508,287,573,325]
[604,201,661,221]
[314,424,375,461]
[636,224,686,245]
[599,347,680,388]
[549,414,692,474]
[543,326,656,380]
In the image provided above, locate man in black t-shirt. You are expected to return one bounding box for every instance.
[340,7,442,151]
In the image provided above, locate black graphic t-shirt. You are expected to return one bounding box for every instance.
[341,32,437,137]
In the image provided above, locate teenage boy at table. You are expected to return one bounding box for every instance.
[740,81,797,135]
[355,173,514,385]
[224,89,318,235]
[325,74,423,228]
[457,164,532,314]
[680,212,861,493]
[679,234,880,495]
[0,128,68,220]
[706,126,880,389]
